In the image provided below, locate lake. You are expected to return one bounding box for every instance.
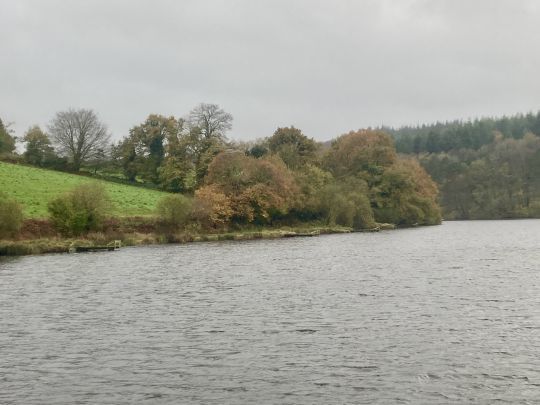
[1,220,540,404]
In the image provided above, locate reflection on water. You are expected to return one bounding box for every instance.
[1,220,540,404]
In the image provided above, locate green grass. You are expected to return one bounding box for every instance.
[0,162,170,218]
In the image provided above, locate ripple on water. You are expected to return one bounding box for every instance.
[1,220,540,404]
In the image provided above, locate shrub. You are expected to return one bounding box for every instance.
[193,185,233,229]
[156,194,193,231]
[0,192,23,238]
[318,184,376,230]
[48,183,110,236]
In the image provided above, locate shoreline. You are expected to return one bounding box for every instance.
[0,223,398,257]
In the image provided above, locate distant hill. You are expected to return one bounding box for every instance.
[384,111,540,154]
[0,162,168,218]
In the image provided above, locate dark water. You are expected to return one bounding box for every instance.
[1,220,540,404]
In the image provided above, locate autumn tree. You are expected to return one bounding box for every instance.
[268,126,318,169]
[22,126,56,167]
[0,118,16,155]
[324,129,397,180]
[373,158,441,226]
[48,108,110,171]
[193,185,234,229]
[290,164,333,220]
[160,121,226,192]
[323,129,440,226]
[115,115,181,183]
[204,151,298,224]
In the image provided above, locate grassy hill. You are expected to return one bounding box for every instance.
[0,162,169,218]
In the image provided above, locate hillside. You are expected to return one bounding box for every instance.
[386,111,540,154]
[0,162,168,218]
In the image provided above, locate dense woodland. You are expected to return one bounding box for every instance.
[2,107,540,230]
[0,104,440,235]
[386,113,540,219]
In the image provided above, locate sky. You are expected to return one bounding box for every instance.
[2,0,540,142]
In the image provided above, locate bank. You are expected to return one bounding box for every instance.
[0,220,398,257]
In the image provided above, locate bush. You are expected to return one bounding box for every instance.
[156,194,193,231]
[193,185,233,229]
[319,184,376,230]
[48,183,110,236]
[0,192,23,238]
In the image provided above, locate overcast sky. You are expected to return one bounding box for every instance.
[2,0,540,142]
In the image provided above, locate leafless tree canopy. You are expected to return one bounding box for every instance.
[187,103,233,140]
[48,108,110,171]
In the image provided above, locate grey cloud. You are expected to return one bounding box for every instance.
[1,0,539,142]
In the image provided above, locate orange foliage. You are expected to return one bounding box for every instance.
[203,151,298,223]
[193,185,234,229]
[325,129,397,177]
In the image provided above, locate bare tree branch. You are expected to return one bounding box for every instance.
[187,103,233,141]
[48,108,110,171]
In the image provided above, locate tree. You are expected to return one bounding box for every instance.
[187,103,233,141]
[204,151,298,224]
[48,108,110,171]
[193,185,234,229]
[372,158,441,225]
[291,164,333,220]
[324,129,397,180]
[268,126,317,169]
[318,179,376,229]
[0,118,16,155]
[128,114,180,183]
[22,125,56,167]
[160,117,228,191]
[114,115,181,184]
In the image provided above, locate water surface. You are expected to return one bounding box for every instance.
[1,220,540,404]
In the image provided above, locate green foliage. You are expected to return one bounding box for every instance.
[0,192,23,238]
[421,133,540,219]
[318,181,376,229]
[389,111,540,154]
[115,110,230,192]
[372,160,441,226]
[22,126,57,167]
[291,164,334,220]
[0,118,16,155]
[0,161,168,218]
[48,183,110,236]
[324,129,397,179]
[156,194,193,230]
[116,114,181,183]
[8,102,444,230]
[268,126,317,169]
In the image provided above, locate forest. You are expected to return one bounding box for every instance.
[386,113,540,219]
[0,103,440,245]
[4,106,540,240]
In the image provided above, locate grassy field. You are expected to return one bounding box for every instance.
[0,162,169,218]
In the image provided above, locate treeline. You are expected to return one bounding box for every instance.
[0,104,441,231]
[5,105,540,223]
[419,133,540,219]
[387,112,540,154]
